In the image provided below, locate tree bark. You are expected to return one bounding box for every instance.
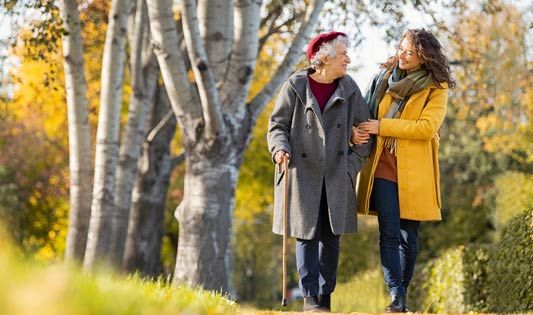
[110,0,159,267]
[122,84,177,276]
[198,0,233,84]
[59,0,94,262]
[84,0,134,269]
[173,147,238,292]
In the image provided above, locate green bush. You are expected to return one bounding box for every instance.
[488,209,533,313]
[410,209,533,313]
[462,245,491,311]
[409,244,490,313]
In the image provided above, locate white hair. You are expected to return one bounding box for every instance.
[310,36,350,70]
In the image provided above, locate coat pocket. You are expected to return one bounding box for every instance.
[347,171,356,190]
[347,150,362,179]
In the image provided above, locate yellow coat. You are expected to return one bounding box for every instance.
[356,83,448,221]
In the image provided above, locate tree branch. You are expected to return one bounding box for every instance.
[181,0,225,139]
[257,11,302,54]
[146,109,175,143]
[259,2,282,30]
[248,0,325,123]
[145,0,202,124]
[220,0,263,114]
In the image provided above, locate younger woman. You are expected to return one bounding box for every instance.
[353,28,455,312]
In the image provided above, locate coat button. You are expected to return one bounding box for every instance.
[337,123,341,128]
[338,150,344,156]
[306,124,312,129]
[301,153,307,158]
[400,163,406,169]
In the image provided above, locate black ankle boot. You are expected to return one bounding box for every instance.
[385,294,406,313]
[318,294,331,311]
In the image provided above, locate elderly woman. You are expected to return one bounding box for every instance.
[352,28,455,312]
[267,32,372,312]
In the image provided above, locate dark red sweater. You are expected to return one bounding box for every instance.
[309,76,338,112]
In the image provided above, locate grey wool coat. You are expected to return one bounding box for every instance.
[267,68,373,240]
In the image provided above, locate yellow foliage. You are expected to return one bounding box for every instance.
[35,244,57,262]
[9,59,67,144]
[450,4,530,159]
[28,195,39,207]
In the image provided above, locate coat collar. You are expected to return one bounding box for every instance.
[287,68,358,110]
[378,88,430,118]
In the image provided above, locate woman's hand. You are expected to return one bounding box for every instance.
[351,126,370,145]
[359,119,380,135]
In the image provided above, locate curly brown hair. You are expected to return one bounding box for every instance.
[382,28,456,89]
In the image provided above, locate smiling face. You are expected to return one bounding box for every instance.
[397,36,424,72]
[323,42,350,79]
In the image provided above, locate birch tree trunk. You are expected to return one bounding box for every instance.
[59,0,94,262]
[110,0,159,266]
[83,0,134,269]
[146,0,324,291]
[197,0,232,83]
[123,84,178,276]
[173,150,236,291]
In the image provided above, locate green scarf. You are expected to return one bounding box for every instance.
[365,65,433,154]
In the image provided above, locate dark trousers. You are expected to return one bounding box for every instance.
[296,184,340,297]
[371,178,420,297]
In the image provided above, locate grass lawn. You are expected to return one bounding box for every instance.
[0,236,236,315]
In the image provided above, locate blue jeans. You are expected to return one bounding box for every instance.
[372,178,420,297]
[296,184,340,297]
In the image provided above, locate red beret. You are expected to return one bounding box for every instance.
[306,31,347,60]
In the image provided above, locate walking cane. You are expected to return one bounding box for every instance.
[281,155,289,307]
